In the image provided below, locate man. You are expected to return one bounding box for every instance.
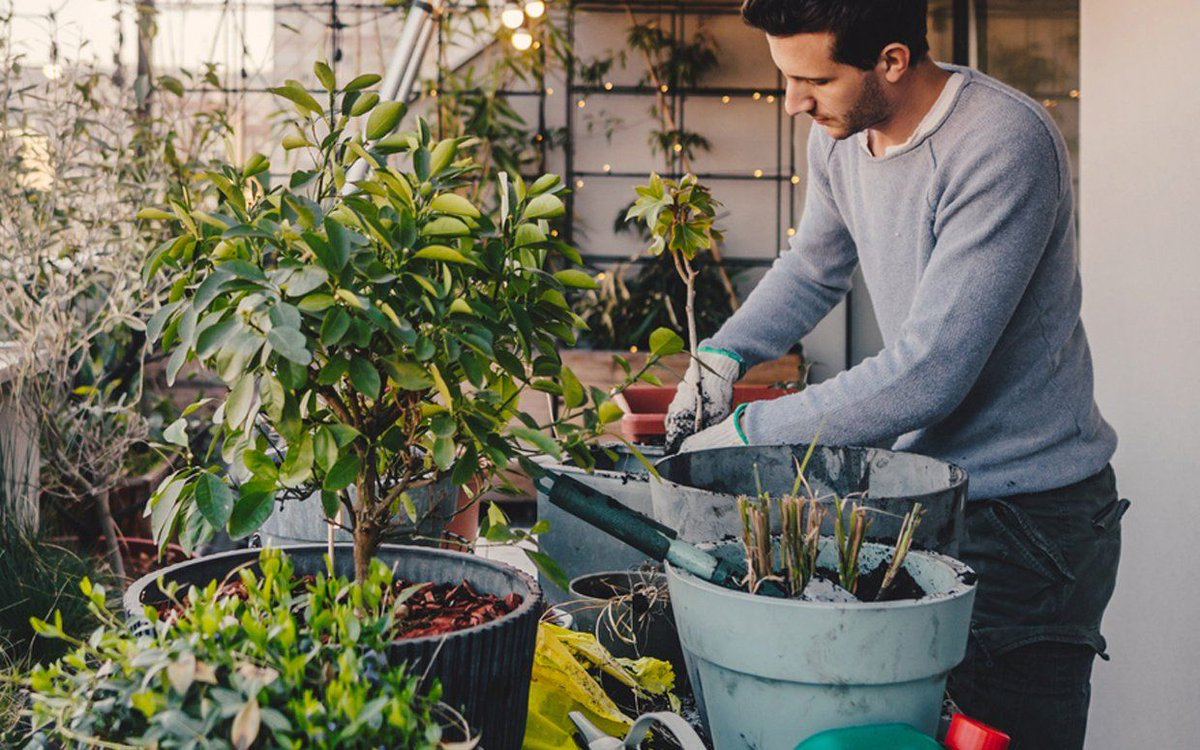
[664,2,1127,748]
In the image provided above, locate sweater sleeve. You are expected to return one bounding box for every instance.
[741,116,1067,447]
[707,128,859,366]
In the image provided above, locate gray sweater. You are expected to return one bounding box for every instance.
[710,66,1116,500]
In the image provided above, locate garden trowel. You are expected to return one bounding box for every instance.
[543,473,788,598]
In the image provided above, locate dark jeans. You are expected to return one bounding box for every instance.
[947,465,1129,750]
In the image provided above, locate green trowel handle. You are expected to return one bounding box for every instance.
[545,473,750,591]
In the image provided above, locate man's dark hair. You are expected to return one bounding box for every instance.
[741,0,930,70]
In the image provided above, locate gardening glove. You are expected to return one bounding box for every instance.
[679,404,749,453]
[664,346,744,454]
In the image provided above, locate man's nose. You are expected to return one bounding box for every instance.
[784,83,815,117]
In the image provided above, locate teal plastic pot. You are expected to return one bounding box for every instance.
[666,540,976,749]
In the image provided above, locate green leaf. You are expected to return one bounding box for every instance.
[553,269,598,289]
[164,417,189,447]
[321,490,340,517]
[323,453,361,492]
[297,293,335,313]
[526,549,570,593]
[278,435,315,486]
[598,400,624,424]
[313,60,336,90]
[313,427,338,471]
[137,207,175,221]
[320,307,351,346]
[522,193,565,220]
[414,245,470,264]
[269,81,323,116]
[344,73,381,92]
[267,327,312,366]
[511,427,561,460]
[420,216,470,236]
[432,436,455,471]
[285,266,329,297]
[349,357,381,400]
[226,374,258,429]
[349,91,380,117]
[560,367,585,408]
[528,173,561,195]
[228,490,275,539]
[429,193,481,218]
[365,101,407,140]
[428,139,458,176]
[649,327,686,356]
[195,472,234,529]
[382,358,433,390]
[242,449,279,480]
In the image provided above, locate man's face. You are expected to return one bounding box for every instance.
[767,32,891,140]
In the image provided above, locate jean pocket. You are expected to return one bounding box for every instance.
[964,500,1075,627]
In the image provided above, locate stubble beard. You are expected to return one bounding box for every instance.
[825,73,891,140]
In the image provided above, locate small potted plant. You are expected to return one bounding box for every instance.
[617,173,802,445]
[134,60,631,748]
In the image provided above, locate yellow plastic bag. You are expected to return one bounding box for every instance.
[523,622,675,750]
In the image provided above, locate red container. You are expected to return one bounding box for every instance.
[613,383,798,444]
[944,714,1010,750]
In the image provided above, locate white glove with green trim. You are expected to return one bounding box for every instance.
[664,346,744,454]
[679,404,750,453]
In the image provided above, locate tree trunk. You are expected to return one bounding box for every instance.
[352,510,380,583]
[96,489,126,583]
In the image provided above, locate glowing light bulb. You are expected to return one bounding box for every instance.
[766,95,776,103]
[501,5,525,29]
[576,99,586,108]
[787,227,797,237]
[511,29,534,51]
[721,95,731,104]
[603,81,613,90]
[1069,89,1080,98]
[790,175,800,184]
[575,179,585,189]
[660,84,669,93]
[545,86,554,95]
[672,143,683,153]
[602,163,612,172]
[597,272,607,281]
[524,0,546,19]
[42,63,63,80]
[752,91,762,100]
[753,169,763,178]
[629,345,638,353]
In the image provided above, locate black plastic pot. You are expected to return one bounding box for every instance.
[125,544,541,750]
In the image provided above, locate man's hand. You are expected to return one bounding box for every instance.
[679,406,748,453]
[664,346,743,454]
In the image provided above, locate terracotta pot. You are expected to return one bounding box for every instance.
[612,383,799,444]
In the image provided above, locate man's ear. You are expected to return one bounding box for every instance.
[878,43,912,83]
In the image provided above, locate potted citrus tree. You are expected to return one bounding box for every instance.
[133,60,637,748]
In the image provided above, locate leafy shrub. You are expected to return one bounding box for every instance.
[20,549,464,748]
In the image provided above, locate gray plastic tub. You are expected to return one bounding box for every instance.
[667,539,976,748]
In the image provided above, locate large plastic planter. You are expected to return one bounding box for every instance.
[653,443,969,556]
[125,544,541,750]
[612,384,798,444]
[667,540,976,748]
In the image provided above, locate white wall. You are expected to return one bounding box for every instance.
[1080,1,1200,746]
